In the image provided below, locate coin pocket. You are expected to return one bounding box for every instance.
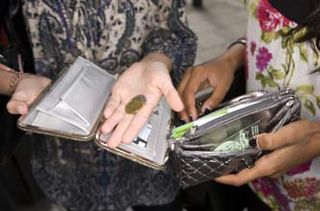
[58,66,113,131]
[19,58,116,137]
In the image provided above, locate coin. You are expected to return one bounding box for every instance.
[125,95,147,114]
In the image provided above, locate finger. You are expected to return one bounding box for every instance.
[6,100,28,115]
[177,68,193,122]
[121,95,158,144]
[178,110,190,123]
[6,89,33,115]
[177,67,192,96]
[101,104,126,134]
[183,69,207,120]
[201,81,229,112]
[214,165,266,186]
[104,94,121,118]
[107,114,133,148]
[257,120,318,150]
[164,88,184,112]
[159,75,184,112]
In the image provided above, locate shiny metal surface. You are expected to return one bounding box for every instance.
[172,89,301,188]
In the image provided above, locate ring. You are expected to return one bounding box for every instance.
[125,95,147,114]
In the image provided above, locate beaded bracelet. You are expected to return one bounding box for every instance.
[0,63,23,94]
[227,37,247,49]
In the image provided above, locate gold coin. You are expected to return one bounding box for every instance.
[125,95,146,114]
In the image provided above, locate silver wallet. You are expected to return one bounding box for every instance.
[18,57,301,188]
[18,57,172,170]
[170,89,301,188]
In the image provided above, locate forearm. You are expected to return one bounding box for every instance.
[0,71,13,95]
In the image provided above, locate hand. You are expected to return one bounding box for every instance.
[101,54,183,148]
[215,120,320,186]
[178,55,236,121]
[7,74,51,115]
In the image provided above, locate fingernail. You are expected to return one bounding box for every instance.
[180,119,186,124]
[204,109,211,115]
[249,137,257,148]
[201,103,212,112]
[17,106,26,114]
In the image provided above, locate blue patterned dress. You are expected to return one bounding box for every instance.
[21,0,197,210]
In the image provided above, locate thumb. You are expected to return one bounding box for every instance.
[159,78,184,112]
[256,120,317,150]
[7,100,29,115]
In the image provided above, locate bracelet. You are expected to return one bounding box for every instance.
[0,63,23,94]
[9,71,23,94]
[228,37,246,49]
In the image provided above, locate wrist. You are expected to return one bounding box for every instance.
[142,53,172,72]
[223,42,246,74]
[0,63,22,96]
[9,71,23,95]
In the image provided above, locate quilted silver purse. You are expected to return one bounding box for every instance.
[169,89,301,188]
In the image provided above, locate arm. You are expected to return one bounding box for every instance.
[224,42,246,73]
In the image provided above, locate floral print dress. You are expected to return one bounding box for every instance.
[246,0,320,210]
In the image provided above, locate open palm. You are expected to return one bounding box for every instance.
[101,60,183,148]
